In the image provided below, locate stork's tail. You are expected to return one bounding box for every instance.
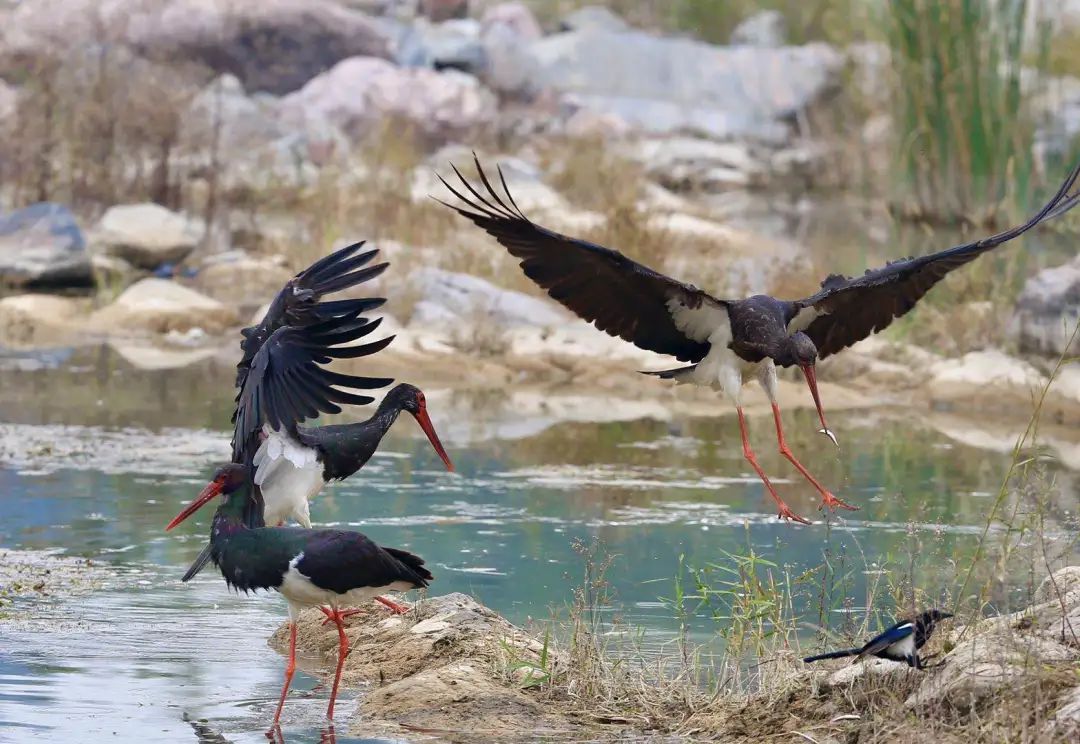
[803,648,861,663]
[181,543,214,582]
[640,364,698,381]
[383,547,434,588]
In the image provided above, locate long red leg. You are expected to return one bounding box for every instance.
[771,403,858,512]
[271,621,297,727]
[326,609,349,720]
[374,596,410,614]
[320,606,361,626]
[737,407,810,524]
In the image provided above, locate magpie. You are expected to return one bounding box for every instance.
[802,609,953,669]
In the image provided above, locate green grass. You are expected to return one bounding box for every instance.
[884,0,1044,224]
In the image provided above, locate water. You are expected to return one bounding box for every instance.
[0,339,1077,743]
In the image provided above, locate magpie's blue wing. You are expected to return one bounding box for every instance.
[857,620,915,658]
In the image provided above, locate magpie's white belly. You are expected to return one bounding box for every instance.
[888,634,916,659]
[278,561,415,609]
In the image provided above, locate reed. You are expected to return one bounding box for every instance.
[884,0,1042,224]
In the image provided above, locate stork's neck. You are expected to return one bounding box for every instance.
[211,483,262,538]
[372,394,408,434]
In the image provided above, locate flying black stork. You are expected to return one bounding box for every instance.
[177,242,454,609]
[439,156,1080,523]
[167,462,432,729]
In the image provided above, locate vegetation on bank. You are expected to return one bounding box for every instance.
[486,330,1079,740]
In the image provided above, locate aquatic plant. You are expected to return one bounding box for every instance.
[884,0,1042,223]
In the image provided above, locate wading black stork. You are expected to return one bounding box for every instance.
[439,156,1080,523]
[178,242,453,603]
[168,462,432,728]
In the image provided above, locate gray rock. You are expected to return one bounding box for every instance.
[94,204,203,270]
[419,0,468,22]
[0,203,92,287]
[1010,256,1080,356]
[530,29,843,143]
[481,2,542,42]
[279,56,497,143]
[87,278,238,335]
[1032,75,1080,162]
[129,0,394,95]
[625,137,765,191]
[396,19,487,75]
[408,267,567,329]
[730,10,787,47]
[560,5,629,33]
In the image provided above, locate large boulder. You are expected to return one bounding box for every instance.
[396,19,486,75]
[127,0,393,95]
[0,203,92,287]
[0,293,87,347]
[559,5,629,33]
[730,10,787,47]
[530,29,843,143]
[408,267,567,329]
[624,137,766,191]
[193,251,293,310]
[279,56,497,143]
[87,278,238,335]
[93,204,203,270]
[0,0,393,94]
[1010,255,1080,356]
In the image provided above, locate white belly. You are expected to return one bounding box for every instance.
[254,428,325,528]
[278,560,417,610]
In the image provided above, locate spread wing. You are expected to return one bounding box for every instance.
[789,160,1080,358]
[438,155,729,362]
[231,317,394,463]
[235,241,389,391]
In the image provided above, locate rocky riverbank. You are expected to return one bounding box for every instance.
[268,566,1080,742]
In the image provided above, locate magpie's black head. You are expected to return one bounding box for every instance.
[919,608,954,627]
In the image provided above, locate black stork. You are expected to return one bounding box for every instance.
[167,462,432,728]
[439,156,1080,523]
[178,241,454,602]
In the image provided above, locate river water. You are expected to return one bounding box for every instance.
[1,342,1076,743]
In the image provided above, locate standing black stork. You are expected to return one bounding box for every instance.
[179,242,454,604]
[438,156,1080,523]
[167,462,432,728]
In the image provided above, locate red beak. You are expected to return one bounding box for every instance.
[411,402,454,472]
[801,364,838,447]
[165,479,224,531]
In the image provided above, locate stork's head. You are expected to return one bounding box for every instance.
[383,383,455,472]
[165,462,247,531]
[779,332,836,447]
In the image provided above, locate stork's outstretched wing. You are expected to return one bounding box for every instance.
[789,161,1080,358]
[439,156,729,363]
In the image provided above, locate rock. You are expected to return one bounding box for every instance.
[625,137,765,191]
[0,203,92,287]
[906,633,1077,712]
[279,57,497,143]
[1010,255,1080,356]
[1035,566,1080,605]
[1045,686,1080,740]
[822,657,920,690]
[265,592,574,737]
[88,278,238,335]
[179,75,286,155]
[407,268,567,329]
[478,8,541,97]
[419,0,468,22]
[0,294,87,347]
[94,204,203,270]
[396,19,486,75]
[730,10,787,47]
[1032,75,1080,162]
[926,350,1049,410]
[481,3,542,42]
[559,5,629,33]
[360,660,573,737]
[107,340,217,370]
[128,0,394,95]
[193,252,293,310]
[530,29,843,143]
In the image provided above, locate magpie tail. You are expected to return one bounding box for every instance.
[803,648,861,663]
